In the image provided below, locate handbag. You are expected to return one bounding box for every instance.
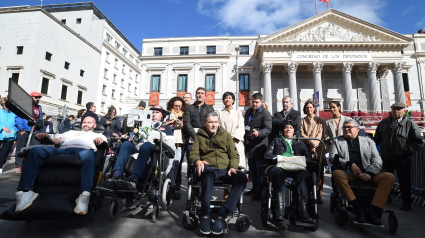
[276,155,307,171]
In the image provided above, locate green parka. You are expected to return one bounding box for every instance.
[189,126,239,170]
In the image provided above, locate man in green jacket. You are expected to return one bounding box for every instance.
[190,111,247,235]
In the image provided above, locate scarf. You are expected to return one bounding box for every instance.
[171,108,183,118]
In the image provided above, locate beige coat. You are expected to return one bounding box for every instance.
[218,108,246,168]
[301,116,324,160]
[170,113,184,144]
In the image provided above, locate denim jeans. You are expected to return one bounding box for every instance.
[112,141,138,175]
[0,140,15,168]
[248,157,265,192]
[17,146,96,193]
[131,142,153,179]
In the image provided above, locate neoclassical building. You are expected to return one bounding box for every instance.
[139,9,425,115]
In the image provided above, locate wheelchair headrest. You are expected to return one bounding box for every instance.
[71,122,105,134]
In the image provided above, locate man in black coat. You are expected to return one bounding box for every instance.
[271,96,301,140]
[244,93,272,201]
[373,102,424,211]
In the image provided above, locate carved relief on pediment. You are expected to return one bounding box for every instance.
[277,22,381,42]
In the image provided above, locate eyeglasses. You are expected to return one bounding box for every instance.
[33,96,41,99]
[342,126,358,130]
[173,105,182,108]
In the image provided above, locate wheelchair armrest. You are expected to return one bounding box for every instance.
[264,165,277,174]
[153,139,175,158]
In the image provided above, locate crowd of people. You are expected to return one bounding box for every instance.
[1,86,424,235]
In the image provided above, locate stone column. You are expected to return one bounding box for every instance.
[390,62,406,103]
[310,62,324,110]
[285,62,299,111]
[339,62,354,112]
[365,62,381,112]
[261,62,273,112]
[378,69,391,111]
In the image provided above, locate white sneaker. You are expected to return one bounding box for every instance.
[74,191,90,215]
[15,191,39,213]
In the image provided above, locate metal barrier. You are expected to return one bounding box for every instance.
[394,145,425,206]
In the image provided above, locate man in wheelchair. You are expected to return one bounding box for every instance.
[330,118,395,225]
[14,116,107,215]
[264,120,314,223]
[189,111,247,235]
[104,105,177,192]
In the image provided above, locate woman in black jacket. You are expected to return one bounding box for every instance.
[100,106,121,136]
[264,121,313,223]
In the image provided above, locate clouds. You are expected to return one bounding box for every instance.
[197,0,386,35]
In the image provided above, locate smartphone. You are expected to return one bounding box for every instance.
[178,116,183,120]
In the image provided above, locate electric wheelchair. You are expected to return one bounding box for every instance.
[260,137,322,232]
[0,122,111,221]
[329,156,399,234]
[95,128,176,222]
[181,164,251,233]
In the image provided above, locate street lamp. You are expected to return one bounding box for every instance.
[235,47,241,108]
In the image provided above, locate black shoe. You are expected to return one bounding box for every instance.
[102,178,116,190]
[368,205,381,226]
[299,196,314,224]
[251,192,262,202]
[273,192,285,222]
[355,208,367,223]
[199,215,212,235]
[115,176,136,190]
[212,216,226,235]
[400,201,411,211]
[245,189,257,195]
[113,174,124,180]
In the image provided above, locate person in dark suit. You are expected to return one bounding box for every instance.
[271,96,301,140]
[244,93,272,201]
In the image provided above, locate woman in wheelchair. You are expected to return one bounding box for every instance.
[264,121,314,223]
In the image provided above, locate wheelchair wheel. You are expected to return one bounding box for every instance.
[161,178,172,211]
[89,204,96,220]
[388,213,398,235]
[235,215,251,232]
[330,193,337,213]
[110,200,119,219]
[182,213,198,230]
[152,203,160,223]
[335,207,348,226]
[261,208,268,226]
[96,192,104,209]
[122,198,134,208]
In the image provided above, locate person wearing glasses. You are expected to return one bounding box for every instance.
[330,118,395,225]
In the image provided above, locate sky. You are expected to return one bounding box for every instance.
[1,0,425,51]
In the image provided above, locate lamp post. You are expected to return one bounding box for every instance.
[235,47,241,108]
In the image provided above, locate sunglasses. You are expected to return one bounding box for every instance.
[33,96,41,99]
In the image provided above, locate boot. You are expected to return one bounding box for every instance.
[299,196,314,223]
[273,192,285,221]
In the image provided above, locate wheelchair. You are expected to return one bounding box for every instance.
[182,164,251,233]
[95,129,175,222]
[329,162,398,234]
[0,122,111,221]
[260,137,323,232]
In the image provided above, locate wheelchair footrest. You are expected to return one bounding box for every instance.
[352,221,385,228]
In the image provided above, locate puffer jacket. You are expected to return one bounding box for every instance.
[264,137,312,164]
[0,109,18,141]
[189,126,239,170]
[244,106,272,159]
[15,115,31,132]
[374,116,424,161]
[183,102,214,140]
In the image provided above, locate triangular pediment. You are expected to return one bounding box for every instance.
[259,9,412,44]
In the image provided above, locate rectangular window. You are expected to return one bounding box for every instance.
[115,41,120,50]
[121,79,124,87]
[77,91,83,105]
[64,61,70,70]
[120,93,123,101]
[128,83,131,91]
[41,77,49,94]
[106,33,112,42]
[122,48,127,57]
[207,46,216,54]
[76,18,82,24]
[240,45,249,55]
[134,87,137,95]
[17,46,23,54]
[114,59,118,67]
[130,55,134,62]
[61,19,66,24]
[205,74,215,91]
[129,70,132,78]
[102,85,106,94]
[101,102,105,112]
[45,52,52,61]
[177,74,187,92]
[105,52,109,61]
[10,73,19,84]
[402,73,410,91]
[104,68,108,78]
[112,89,115,98]
[151,75,161,92]
[135,74,138,81]
[239,74,250,91]
[61,85,68,100]
[122,64,125,73]
[113,74,117,82]
[180,47,189,55]
[154,48,162,56]
[80,70,85,77]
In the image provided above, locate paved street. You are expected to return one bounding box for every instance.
[1,164,425,238]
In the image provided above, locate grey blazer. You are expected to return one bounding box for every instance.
[323,115,350,141]
[329,135,382,176]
